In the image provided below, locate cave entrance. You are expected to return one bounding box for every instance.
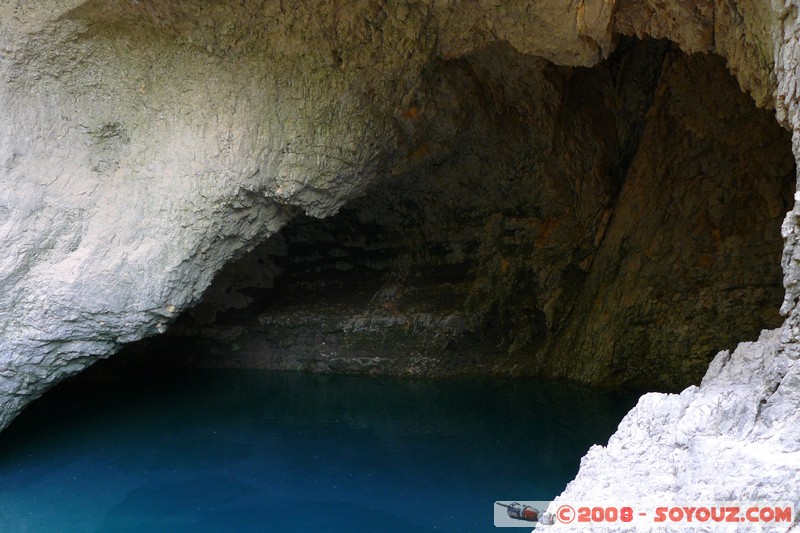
[107,38,794,392]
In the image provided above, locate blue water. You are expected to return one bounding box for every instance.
[0,370,639,532]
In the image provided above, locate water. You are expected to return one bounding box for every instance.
[0,370,640,532]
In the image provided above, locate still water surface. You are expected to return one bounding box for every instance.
[0,370,639,532]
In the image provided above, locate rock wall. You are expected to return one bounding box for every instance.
[138,42,793,391]
[548,49,794,388]
[540,328,800,531]
[0,0,639,427]
[2,0,800,523]
[548,1,800,526]
[0,0,448,429]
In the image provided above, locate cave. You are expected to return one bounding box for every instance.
[3,1,800,529]
[108,38,795,393]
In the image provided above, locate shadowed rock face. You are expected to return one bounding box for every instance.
[126,41,793,390]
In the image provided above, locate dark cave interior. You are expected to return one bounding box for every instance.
[97,38,795,392]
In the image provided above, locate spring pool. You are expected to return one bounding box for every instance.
[0,370,639,532]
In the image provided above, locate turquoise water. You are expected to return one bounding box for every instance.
[0,370,639,532]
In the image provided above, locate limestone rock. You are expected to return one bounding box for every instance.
[539,329,800,531]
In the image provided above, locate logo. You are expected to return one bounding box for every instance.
[494,501,552,527]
